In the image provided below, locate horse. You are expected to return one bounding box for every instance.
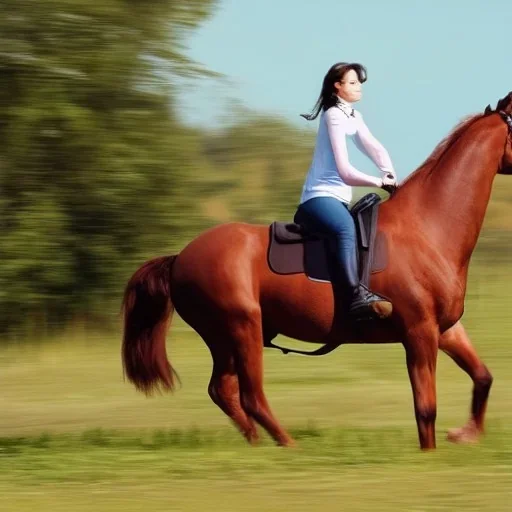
[121,92,512,450]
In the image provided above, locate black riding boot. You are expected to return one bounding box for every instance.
[333,238,392,320]
[348,283,393,320]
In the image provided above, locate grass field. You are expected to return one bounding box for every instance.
[1,257,512,511]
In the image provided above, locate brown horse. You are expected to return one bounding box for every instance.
[122,93,512,450]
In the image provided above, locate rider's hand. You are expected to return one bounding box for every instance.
[381,173,398,194]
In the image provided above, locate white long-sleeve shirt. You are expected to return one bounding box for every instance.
[300,100,395,204]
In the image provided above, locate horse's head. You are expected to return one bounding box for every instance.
[487,92,512,175]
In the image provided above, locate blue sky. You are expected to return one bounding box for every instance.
[178,0,511,179]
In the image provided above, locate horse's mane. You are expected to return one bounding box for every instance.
[400,113,485,186]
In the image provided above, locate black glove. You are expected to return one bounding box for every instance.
[381,173,398,194]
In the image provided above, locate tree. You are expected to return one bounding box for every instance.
[0,0,218,333]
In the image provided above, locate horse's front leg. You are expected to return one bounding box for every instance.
[439,321,493,443]
[404,322,439,450]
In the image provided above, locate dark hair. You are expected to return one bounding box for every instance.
[301,62,367,121]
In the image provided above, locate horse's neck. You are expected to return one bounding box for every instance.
[397,120,503,268]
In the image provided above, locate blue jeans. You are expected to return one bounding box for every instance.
[294,196,359,290]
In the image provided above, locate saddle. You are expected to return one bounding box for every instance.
[267,193,388,287]
[265,192,389,357]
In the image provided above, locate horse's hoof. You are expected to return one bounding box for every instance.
[278,438,297,448]
[446,424,480,444]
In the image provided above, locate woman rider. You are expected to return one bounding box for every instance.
[296,61,397,320]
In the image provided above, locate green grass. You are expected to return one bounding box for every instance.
[1,259,512,511]
[0,424,511,511]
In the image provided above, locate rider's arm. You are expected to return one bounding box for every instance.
[325,108,383,187]
[354,113,396,178]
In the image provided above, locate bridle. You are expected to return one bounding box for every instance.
[499,110,512,133]
[498,110,512,172]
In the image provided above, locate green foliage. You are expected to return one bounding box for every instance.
[0,0,217,332]
[199,110,315,224]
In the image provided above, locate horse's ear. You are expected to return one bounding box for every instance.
[484,104,493,115]
[506,91,512,112]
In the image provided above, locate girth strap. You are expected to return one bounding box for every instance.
[264,338,344,356]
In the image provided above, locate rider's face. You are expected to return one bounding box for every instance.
[335,69,362,103]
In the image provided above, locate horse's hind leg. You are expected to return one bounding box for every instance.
[439,321,493,443]
[206,341,259,444]
[230,307,295,447]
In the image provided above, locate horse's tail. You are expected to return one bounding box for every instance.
[121,255,179,395]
